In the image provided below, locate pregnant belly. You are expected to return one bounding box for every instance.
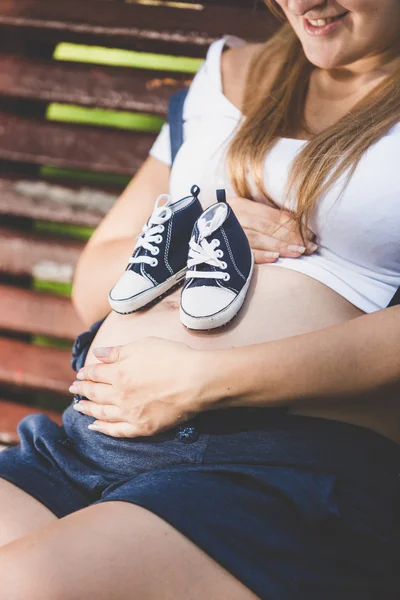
[85,265,400,443]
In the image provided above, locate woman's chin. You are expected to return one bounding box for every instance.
[302,45,353,70]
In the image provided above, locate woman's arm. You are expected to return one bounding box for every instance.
[70,306,400,439]
[210,305,400,408]
[72,157,170,326]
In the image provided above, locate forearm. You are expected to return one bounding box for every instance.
[72,237,133,326]
[71,158,170,326]
[206,306,400,409]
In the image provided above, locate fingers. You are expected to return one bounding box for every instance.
[253,250,280,264]
[92,344,128,363]
[245,229,313,256]
[69,380,116,405]
[73,400,122,422]
[86,421,139,438]
[228,197,315,246]
[229,196,283,225]
[76,362,116,384]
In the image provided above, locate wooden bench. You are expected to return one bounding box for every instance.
[0,0,278,447]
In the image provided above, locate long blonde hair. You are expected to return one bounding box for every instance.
[227,0,400,241]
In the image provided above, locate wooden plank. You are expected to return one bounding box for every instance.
[0,55,192,116]
[0,177,117,227]
[0,227,83,281]
[0,337,73,395]
[0,113,155,175]
[0,285,84,340]
[0,399,62,445]
[0,0,278,57]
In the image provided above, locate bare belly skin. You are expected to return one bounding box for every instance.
[85,265,400,444]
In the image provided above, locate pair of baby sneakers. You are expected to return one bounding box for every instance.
[108,185,254,330]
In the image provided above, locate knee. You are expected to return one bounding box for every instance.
[0,546,53,600]
[0,549,27,599]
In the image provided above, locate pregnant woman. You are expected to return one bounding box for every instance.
[0,1,399,598]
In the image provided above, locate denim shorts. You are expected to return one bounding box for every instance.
[0,318,399,600]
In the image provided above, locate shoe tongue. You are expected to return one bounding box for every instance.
[198,203,228,240]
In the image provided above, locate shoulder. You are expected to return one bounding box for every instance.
[221,43,262,111]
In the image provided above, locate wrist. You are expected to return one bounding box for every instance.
[195,345,273,411]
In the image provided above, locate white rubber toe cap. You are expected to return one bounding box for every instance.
[109,270,153,301]
[181,286,236,317]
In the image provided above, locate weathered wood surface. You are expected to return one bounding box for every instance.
[0,178,117,227]
[0,227,83,281]
[0,0,277,57]
[0,399,62,445]
[0,55,192,116]
[0,113,155,174]
[0,285,83,340]
[0,337,73,395]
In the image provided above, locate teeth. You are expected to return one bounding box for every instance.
[308,17,335,27]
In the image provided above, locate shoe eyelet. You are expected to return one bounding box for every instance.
[224,273,230,282]
[158,225,165,233]
[216,250,223,258]
[152,247,160,256]
[151,258,158,267]
[221,261,227,269]
[155,235,163,244]
[212,239,220,248]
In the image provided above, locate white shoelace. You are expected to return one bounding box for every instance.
[129,194,172,267]
[186,237,229,281]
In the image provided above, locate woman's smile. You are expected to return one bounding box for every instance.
[275,0,400,70]
[303,11,350,36]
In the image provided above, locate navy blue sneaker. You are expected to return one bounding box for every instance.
[180,190,254,330]
[109,185,203,314]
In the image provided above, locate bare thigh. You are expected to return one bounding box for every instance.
[0,501,259,600]
[0,478,58,547]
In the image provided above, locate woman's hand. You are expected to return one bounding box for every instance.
[228,196,317,264]
[69,338,214,438]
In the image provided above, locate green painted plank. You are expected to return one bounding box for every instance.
[33,335,72,351]
[46,103,164,133]
[33,279,73,298]
[34,221,94,242]
[54,43,203,73]
[40,166,131,187]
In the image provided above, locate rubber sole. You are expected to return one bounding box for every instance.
[109,268,187,315]
[180,254,255,330]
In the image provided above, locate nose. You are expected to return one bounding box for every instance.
[287,0,328,16]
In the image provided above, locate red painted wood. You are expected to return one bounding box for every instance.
[0,0,278,57]
[0,54,191,116]
[0,285,84,340]
[0,226,83,278]
[0,337,73,395]
[0,399,62,445]
[0,177,117,227]
[0,113,155,175]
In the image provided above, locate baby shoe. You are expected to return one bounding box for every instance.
[180,190,254,330]
[109,185,203,314]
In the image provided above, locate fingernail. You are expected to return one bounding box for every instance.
[93,347,110,358]
[76,370,85,380]
[88,423,99,430]
[73,403,82,411]
[308,243,318,252]
[287,245,306,254]
[264,251,280,259]
[69,384,78,393]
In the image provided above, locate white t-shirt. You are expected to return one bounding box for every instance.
[150,36,400,313]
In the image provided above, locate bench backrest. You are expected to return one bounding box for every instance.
[0,0,278,445]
